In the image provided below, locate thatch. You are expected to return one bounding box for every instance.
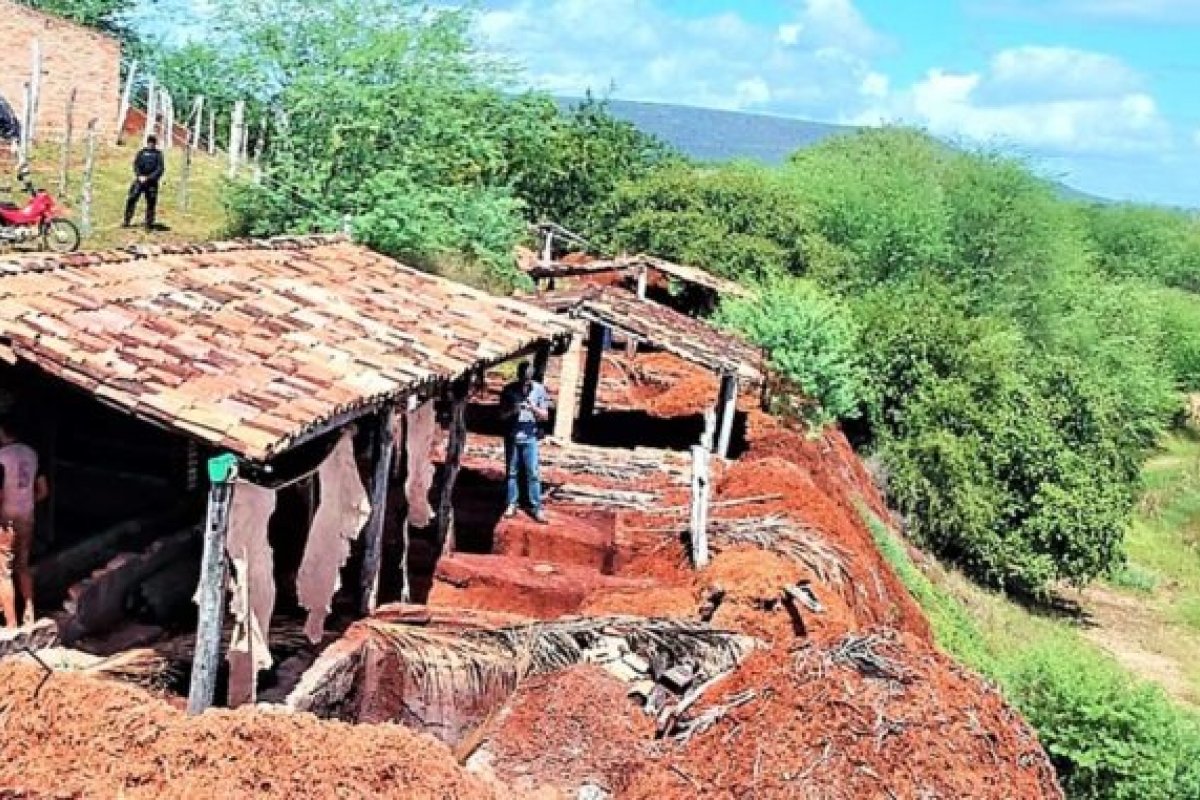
[709,514,853,588]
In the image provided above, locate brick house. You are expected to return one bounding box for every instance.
[0,0,122,139]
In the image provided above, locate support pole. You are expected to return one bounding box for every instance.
[187,463,237,715]
[579,322,607,422]
[715,372,739,459]
[359,405,396,616]
[553,334,584,442]
[689,445,711,569]
[229,100,245,178]
[636,265,648,300]
[436,380,470,555]
[532,341,552,382]
[114,59,137,145]
[28,39,41,144]
[80,120,97,237]
[57,89,75,198]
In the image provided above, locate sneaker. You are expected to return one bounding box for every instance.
[504,504,517,518]
[531,509,548,525]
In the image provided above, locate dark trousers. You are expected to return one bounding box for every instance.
[124,179,159,227]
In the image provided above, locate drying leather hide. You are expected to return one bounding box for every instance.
[296,431,371,643]
[405,401,437,528]
[225,481,277,708]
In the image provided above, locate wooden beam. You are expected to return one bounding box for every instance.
[689,445,711,569]
[553,335,584,442]
[532,341,552,382]
[436,380,470,555]
[579,322,608,421]
[715,373,739,458]
[636,266,648,300]
[359,405,396,616]
[187,472,237,715]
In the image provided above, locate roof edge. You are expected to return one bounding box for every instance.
[0,233,352,277]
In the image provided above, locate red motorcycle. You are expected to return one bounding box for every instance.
[0,165,80,253]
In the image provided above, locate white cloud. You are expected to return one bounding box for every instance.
[474,0,888,115]
[858,47,1171,155]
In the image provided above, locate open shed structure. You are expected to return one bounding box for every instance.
[0,235,574,711]
[527,253,751,307]
[535,285,765,458]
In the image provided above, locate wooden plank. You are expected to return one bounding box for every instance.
[436,382,470,555]
[636,265,648,300]
[579,322,607,421]
[689,445,711,569]
[715,373,739,458]
[553,335,584,442]
[187,474,236,715]
[359,405,397,615]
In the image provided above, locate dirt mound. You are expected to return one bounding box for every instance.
[621,634,1062,800]
[467,665,658,797]
[0,661,498,800]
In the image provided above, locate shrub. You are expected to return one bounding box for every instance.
[717,278,866,426]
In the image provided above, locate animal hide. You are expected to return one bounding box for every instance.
[225,481,277,708]
[296,431,371,643]
[405,401,437,528]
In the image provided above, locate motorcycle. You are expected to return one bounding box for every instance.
[0,164,80,253]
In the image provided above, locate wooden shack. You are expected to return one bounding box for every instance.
[0,234,574,711]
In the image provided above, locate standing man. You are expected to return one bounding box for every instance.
[123,134,165,230]
[500,361,550,523]
[0,419,47,628]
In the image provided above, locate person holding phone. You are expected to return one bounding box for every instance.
[499,361,550,523]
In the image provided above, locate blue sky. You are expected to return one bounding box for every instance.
[135,0,1200,206]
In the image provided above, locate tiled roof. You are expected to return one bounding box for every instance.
[533,286,764,385]
[0,236,574,460]
[526,254,751,299]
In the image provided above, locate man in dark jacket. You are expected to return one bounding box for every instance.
[123,135,165,230]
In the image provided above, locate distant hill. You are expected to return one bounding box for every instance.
[558,97,1106,203]
[558,97,853,164]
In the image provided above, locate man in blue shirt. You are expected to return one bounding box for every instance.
[500,361,549,523]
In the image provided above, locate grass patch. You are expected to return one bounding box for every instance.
[2,140,230,253]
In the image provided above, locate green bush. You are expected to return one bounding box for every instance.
[1005,643,1200,800]
[716,278,865,426]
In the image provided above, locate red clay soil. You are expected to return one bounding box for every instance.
[468,665,659,797]
[431,553,656,619]
[0,661,500,800]
[627,352,720,418]
[620,635,1062,800]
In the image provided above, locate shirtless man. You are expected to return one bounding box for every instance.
[0,419,48,628]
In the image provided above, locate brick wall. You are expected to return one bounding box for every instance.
[0,0,121,140]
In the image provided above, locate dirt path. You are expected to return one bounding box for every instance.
[1074,584,1200,708]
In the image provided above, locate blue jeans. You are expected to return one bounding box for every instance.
[505,436,542,512]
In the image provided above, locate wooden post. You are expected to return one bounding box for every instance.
[636,265,648,300]
[579,322,607,421]
[715,372,739,459]
[115,59,137,144]
[436,380,470,555]
[540,229,554,263]
[532,342,552,382]
[144,76,157,145]
[187,472,237,715]
[57,89,75,198]
[553,335,584,442]
[179,130,194,210]
[229,100,245,177]
[28,39,41,144]
[360,405,396,616]
[689,445,711,569]
[207,105,216,155]
[252,115,266,184]
[700,407,717,452]
[160,89,174,151]
[80,120,97,237]
[18,82,31,164]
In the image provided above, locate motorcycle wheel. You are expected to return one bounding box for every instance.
[41,218,80,253]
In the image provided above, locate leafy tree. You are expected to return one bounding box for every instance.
[717,278,866,426]
[590,161,815,282]
[1084,203,1200,292]
[26,0,141,43]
